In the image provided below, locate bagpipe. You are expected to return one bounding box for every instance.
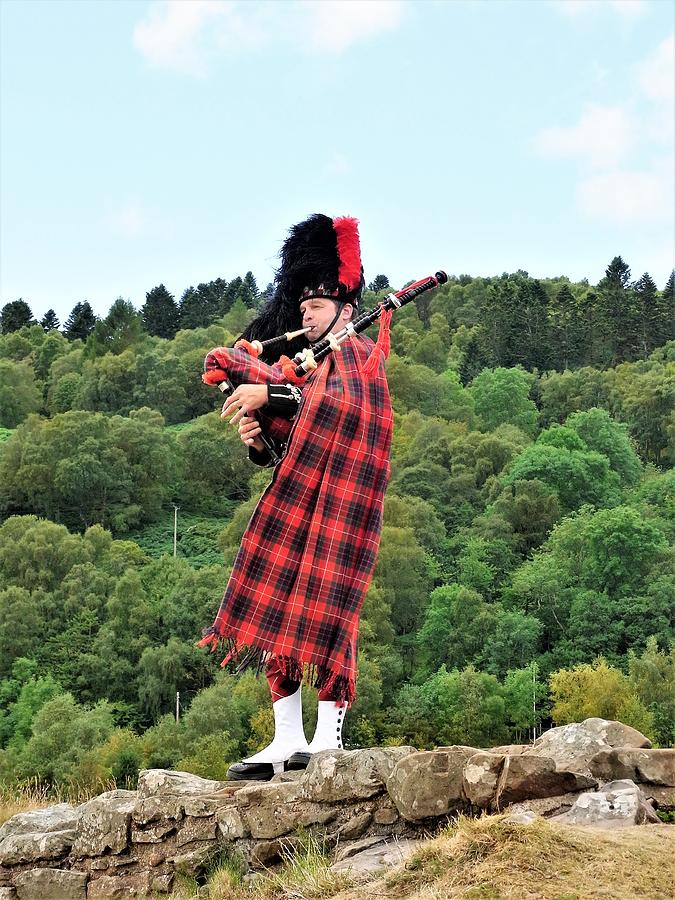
[202,270,448,463]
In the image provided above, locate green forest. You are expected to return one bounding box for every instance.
[0,257,673,796]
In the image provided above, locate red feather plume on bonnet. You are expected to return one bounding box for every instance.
[333,216,362,292]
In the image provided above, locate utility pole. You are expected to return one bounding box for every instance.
[532,662,537,743]
[172,505,179,558]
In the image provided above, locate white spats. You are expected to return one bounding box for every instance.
[308,700,347,753]
[242,686,309,766]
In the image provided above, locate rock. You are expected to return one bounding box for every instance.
[0,805,79,841]
[589,748,675,787]
[0,829,78,866]
[301,747,416,803]
[14,869,87,900]
[641,786,675,810]
[249,838,292,868]
[488,744,532,756]
[373,805,398,825]
[241,797,336,840]
[0,888,15,900]
[235,779,337,839]
[552,780,660,827]
[71,791,137,858]
[331,838,424,875]
[182,796,235,817]
[334,835,388,862]
[136,770,227,799]
[532,718,650,776]
[150,874,173,894]
[495,754,596,809]
[131,796,183,827]
[463,752,505,809]
[216,807,247,841]
[334,811,372,841]
[502,791,585,819]
[0,804,81,866]
[176,817,218,847]
[86,873,151,899]
[387,748,476,822]
[171,845,217,877]
[130,821,176,844]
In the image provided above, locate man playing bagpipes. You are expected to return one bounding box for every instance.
[198,214,394,781]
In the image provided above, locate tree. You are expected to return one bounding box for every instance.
[547,284,582,370]
[87,298,141,356]
[504,441,620,513]
[1,300,35,333]
[0,360,42,427]
[395,665,508,748]
[417,584,496,676]
[596,256,639,363]
[484,479,561,554]
[176,412,252,511]
[468,367,538,435]
[628,638,675,746]
[242,272,259,307]
[503,663,547,741]
[566,407,642,485]
[40,309,60,331]
[141,285,180,339]
[368,275,390,293]
[549,658,653,737]
[64,301,97,341]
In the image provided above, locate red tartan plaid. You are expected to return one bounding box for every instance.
[199,336,393,702]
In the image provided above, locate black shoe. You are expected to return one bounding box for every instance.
[227,760,283,781]
[286,751,312,771]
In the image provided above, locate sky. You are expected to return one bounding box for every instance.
[0,0,673,323]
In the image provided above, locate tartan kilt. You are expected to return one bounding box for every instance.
[199,336,393,702]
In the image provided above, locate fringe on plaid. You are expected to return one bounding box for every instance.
[197,627,355,704]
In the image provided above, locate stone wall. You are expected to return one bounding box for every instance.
[0,718,672,899]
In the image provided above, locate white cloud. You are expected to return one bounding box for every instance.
[133,1,226,76]
[302,0,404,54]
[102,200,175,240]
[132,0,405,74]
[534,104,634,168]
[554,0,646,17]
[577,157,674,223]
[635,35,675,102]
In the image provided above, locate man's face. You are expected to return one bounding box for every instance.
[299,297,353,342]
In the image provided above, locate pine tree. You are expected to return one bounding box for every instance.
[459,332,489,385]
[657,270,675,348]
[633,273,659,357]
[547,283,581,371]
[1,299,35,333]
[40,309,60,331]
[513,277,549,370]
[368,275,390,293]
[87,298,141,356]
[141,284,180,339]
[596,256,639,363]
[242,271,259,307]
[64,301,97,341]
[179,287,212,329]
[483,276,518,367]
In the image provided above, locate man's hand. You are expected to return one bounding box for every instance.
[238,415,264,452]
[221,384,268,425]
